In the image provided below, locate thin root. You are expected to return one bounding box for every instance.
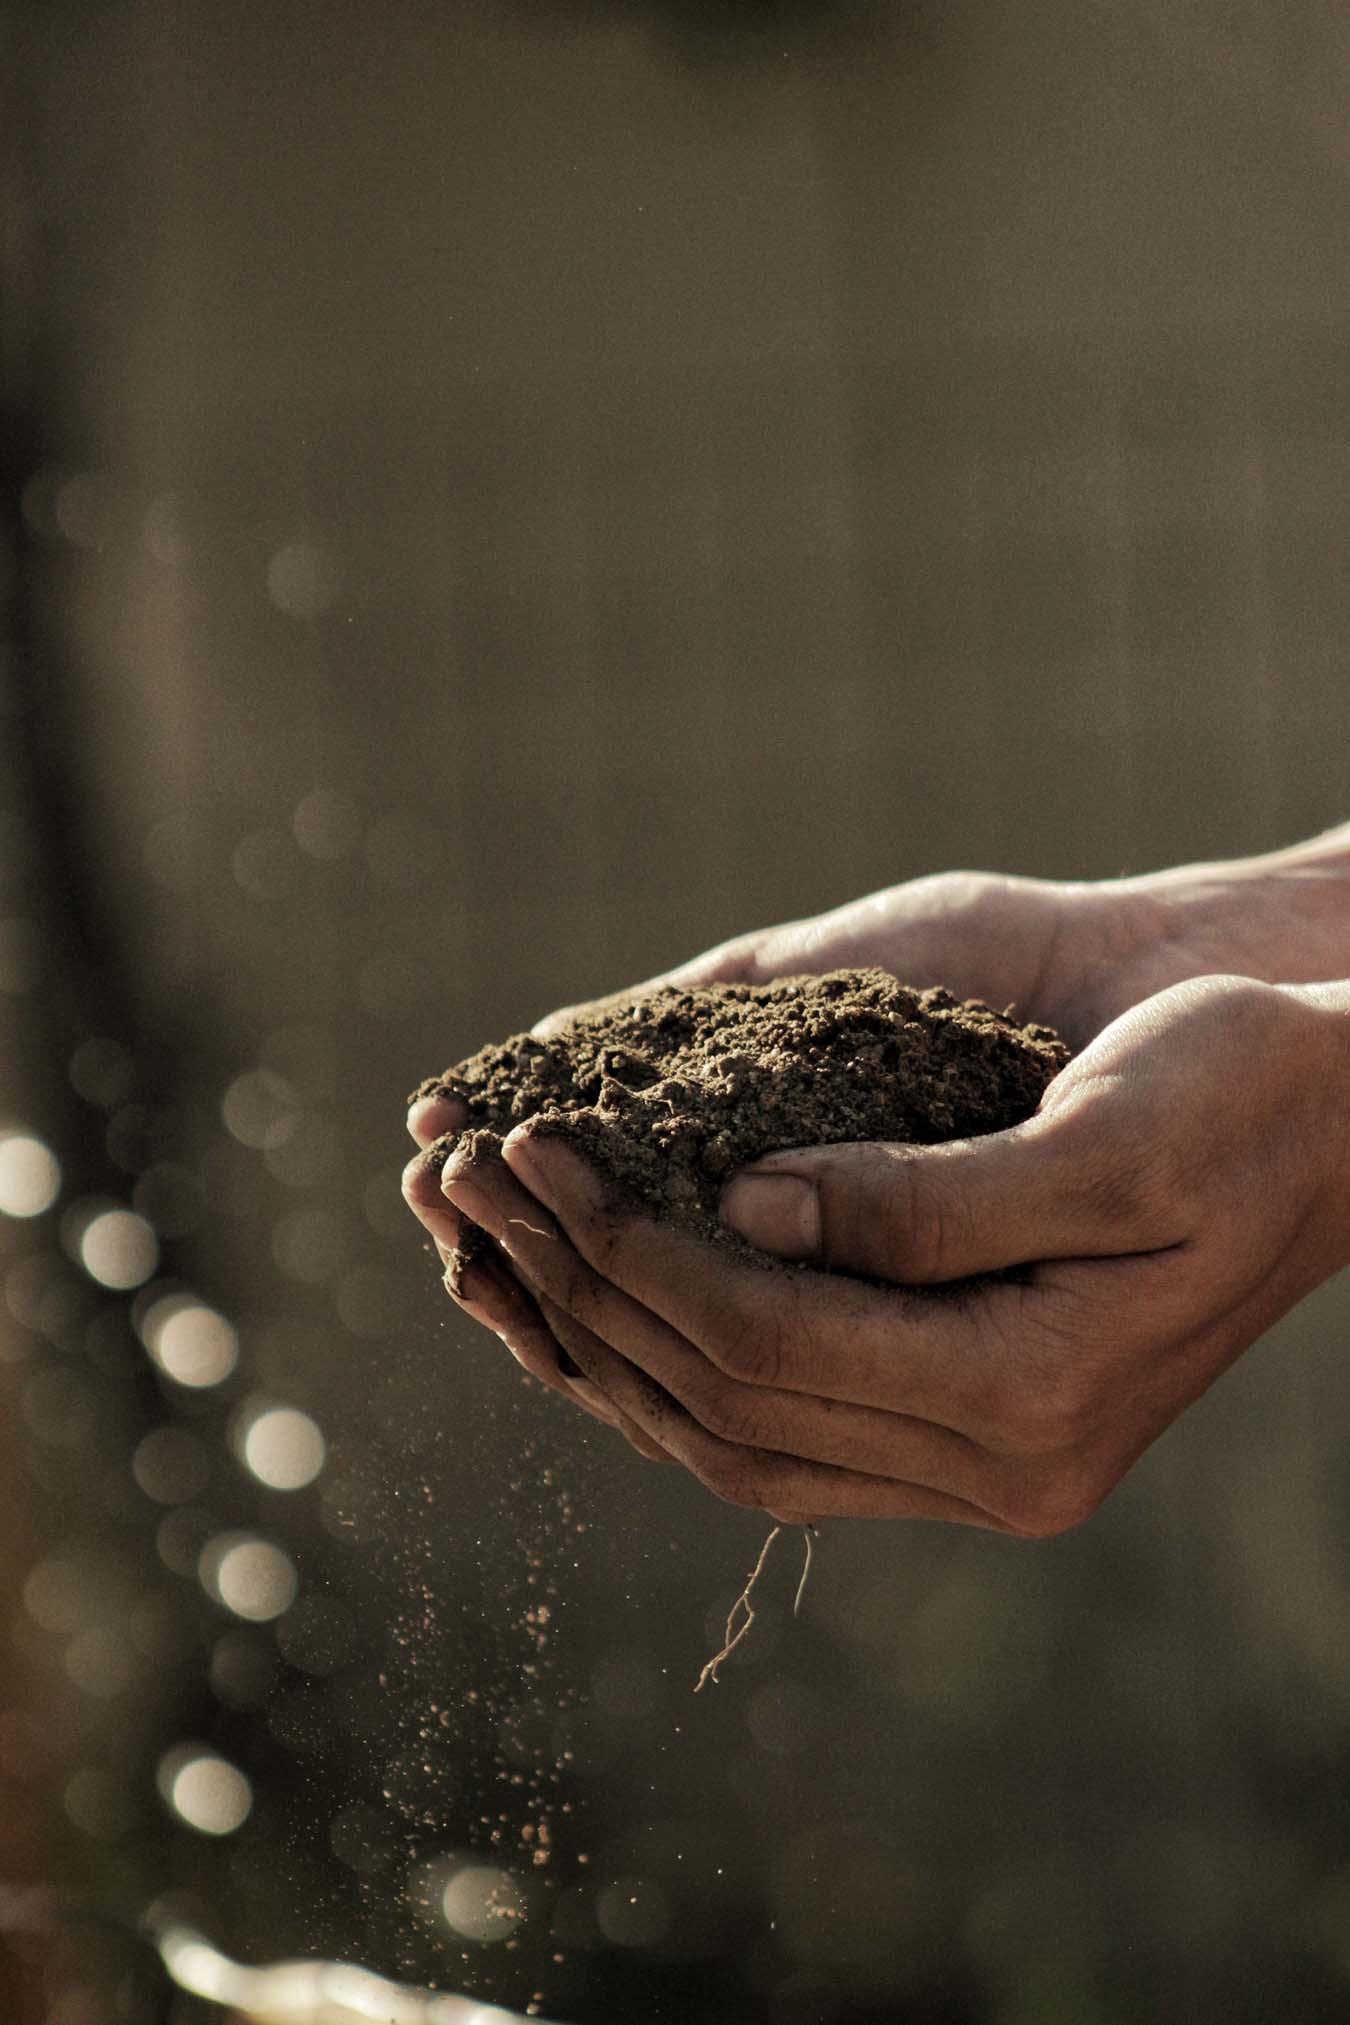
[793,1524,816,1618]
[694,1522,818,1692]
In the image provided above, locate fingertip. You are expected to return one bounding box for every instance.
[720,1172,820,1258]
[407,1094,466,1147]
[500,1128,566,1207]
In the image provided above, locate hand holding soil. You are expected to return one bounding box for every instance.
[406,837,1350,1531]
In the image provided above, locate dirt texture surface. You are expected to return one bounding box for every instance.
[412,969,1069,1270]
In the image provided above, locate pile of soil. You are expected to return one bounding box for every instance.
[411,969,1068,1267]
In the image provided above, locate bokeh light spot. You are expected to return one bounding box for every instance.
[267,539,338,618]
[209,1631,277,1711]
[141,1294,239,1389]
[53,471,120,550]
[0,1132,61,1218]
[19,463,65,538]
[155,1506,215,1578]
[23,1557,101,1635]
[158,1747,253,1835]
[78,1208,158,1289]
[200,1532,298,1622]
[69,1037,134,1108]
[64,1627,136,1699]
[441,1865,526,1944]
[222,1068,299,1150]
[292,787,360,860]
[272,1206,345,1284]
[133,1427,212,1505]
[241,1405,326,1490]
[64,1766,136,1842]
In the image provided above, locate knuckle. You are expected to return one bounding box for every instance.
[691,1385,776,1451]
[872,1154,967,1283]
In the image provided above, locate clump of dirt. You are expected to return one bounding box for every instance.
[411,969,1068,1266]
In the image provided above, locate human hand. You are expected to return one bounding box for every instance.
[402,868,1097,1464]
[431,975,1350,1531]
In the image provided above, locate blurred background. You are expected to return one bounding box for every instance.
[3,0,1350,2020]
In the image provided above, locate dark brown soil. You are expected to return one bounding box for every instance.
[411,969,1068,1270]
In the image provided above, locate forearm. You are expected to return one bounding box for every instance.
[1113,822,1350,987]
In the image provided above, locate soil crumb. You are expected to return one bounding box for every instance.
[411,969,1068,1263]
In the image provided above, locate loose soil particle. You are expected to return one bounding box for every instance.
[412,968,1069,1271]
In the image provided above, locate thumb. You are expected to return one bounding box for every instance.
[719,1117,1165,1284]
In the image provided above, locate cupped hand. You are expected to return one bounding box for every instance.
[432,975,1350,1531]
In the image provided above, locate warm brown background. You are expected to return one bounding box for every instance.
[3,2,1350,2020]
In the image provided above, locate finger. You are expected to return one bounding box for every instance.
[517,1295,678,1466]
[402,1143,469,1256]
[534,1245,988,1498]
[497,1130,1013,1434]
[442,1137,702,1390]
[530,1289,1007,1528]
[439,1140,680,1461]
[408,1095,466,1147]
[719,1108,1188,1284]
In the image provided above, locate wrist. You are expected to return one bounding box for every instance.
[1287,978,1350,1271]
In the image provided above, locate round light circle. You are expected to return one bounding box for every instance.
[79,1208,158,1289]
[242,1406,326,1491]
[0,1133,61,1219]
[441,1865,526,1944]
[200,1533,298,1623]
[142,1295,238,1389]
[159,1748,252,1836]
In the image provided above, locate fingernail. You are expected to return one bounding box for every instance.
[720,1173,820,1258]
[502,1133,557,1210]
